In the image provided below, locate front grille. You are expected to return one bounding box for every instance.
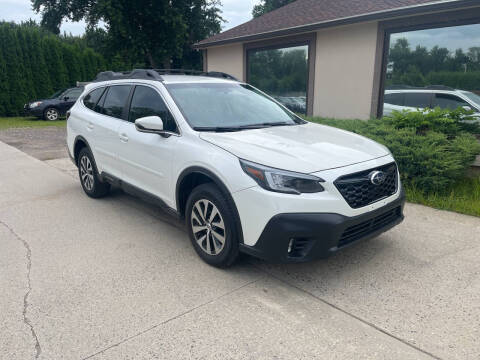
[338,206,402,248]
[334,163,398,209]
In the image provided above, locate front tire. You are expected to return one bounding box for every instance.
[186,184,240,267]
[77,148,110,198]
[44,108,59,121]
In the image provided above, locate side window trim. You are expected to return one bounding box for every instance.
[96,87,109,114]
[120,86,135,121]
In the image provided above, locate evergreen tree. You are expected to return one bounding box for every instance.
[0,21,107,116]
[0,26,9,115]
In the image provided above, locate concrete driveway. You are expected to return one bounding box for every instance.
[1,140,479,360]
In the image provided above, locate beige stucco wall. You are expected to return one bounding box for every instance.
[204,22,379,119]
[314,22,379,119]
[206,43,244,81]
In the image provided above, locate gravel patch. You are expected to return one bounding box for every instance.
[0,127,68,161]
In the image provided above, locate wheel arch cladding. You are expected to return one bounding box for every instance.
[73,136,92,164]
[176,167,244,243]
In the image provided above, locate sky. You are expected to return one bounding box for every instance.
[0,0,259,35]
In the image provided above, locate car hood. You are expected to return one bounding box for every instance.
[199,123,390,173]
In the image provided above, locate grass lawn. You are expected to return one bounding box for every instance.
[0,116,66,130]
[406,177,480,217]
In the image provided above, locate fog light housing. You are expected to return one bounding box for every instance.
[287,238,294,253]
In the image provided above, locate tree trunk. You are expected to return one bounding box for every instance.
[146,51,156,69]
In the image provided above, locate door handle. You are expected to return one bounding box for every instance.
[119,133,129,142]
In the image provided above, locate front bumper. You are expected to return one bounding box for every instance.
[24,105,44,117]
[239,189,405,263]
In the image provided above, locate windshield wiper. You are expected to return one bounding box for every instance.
[193,122,294,133]
[237,122,293,129]
[193,126,245,132]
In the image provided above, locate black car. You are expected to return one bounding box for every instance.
[24,87,84,121]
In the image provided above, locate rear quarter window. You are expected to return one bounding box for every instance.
[83,88,105,110]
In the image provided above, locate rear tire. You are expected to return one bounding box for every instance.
[186,183,240,267]
[77,148,110,198]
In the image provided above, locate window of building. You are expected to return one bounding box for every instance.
[382,22,480,116]
[247,44,309,114]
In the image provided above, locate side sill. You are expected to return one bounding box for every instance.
[100,172,181,221]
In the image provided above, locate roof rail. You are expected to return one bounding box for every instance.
[153,69,238,81]
[93,69,239,83]
[385,84,456,91]
[93,69,164,82]
[424,85,456,91]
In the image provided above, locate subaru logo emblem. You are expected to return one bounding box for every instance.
[369,171,386,185]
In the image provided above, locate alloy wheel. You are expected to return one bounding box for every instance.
[80,155,94,191]
[191,199,226,255]
[46,109,58,121]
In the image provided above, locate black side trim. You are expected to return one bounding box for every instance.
[176,166,244,243]
[73,135,94,167]
[101,172,180,220]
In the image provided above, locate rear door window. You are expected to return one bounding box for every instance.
[433,94,470,110]
[404,93,432,108]
[83,88,105,110]
[384,93,404,106]
[102,85,132,119]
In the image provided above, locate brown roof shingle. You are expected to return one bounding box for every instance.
[196,0,469,47]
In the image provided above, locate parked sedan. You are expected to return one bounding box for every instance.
[25,87,84,121]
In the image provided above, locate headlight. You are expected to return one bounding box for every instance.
[240,159,325,195]
[30,101,42,108]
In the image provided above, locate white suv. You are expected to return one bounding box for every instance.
[67,69,405,267]
[384,86,480,118]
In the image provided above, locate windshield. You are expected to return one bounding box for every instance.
[462,91,480,109]
[166,83,305,131]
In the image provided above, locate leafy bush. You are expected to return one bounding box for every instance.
[307,109,480,193]
[383,107,480,136]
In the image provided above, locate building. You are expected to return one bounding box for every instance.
[194,0,480,119]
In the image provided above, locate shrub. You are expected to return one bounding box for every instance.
[307,111,480,193]
[382,107,480,136]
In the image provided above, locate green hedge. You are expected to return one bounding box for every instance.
[0,22,107,116]
[307,108,480,193]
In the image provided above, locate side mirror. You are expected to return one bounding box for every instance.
[64,96,70,101]
[462,105,473,111]
[135,116,164,134]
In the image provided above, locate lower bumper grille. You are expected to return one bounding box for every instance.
[338,206,402,248]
